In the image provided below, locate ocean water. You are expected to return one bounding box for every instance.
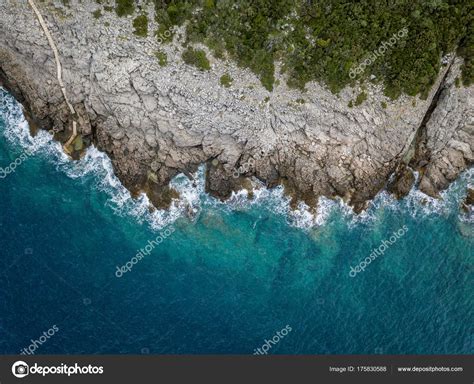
[0,88,472,354]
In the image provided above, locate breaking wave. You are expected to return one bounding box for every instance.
[1,88,472,231]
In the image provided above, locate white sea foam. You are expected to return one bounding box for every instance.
[199,179,338,230]
[1,88,472,230]
[402,168,473,220]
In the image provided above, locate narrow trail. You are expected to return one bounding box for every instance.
[27,0,78,154]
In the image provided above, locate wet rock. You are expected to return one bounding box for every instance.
[387,166,415,199]
[461,188,474,213]
[144,182,180,210]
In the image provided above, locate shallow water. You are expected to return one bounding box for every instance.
[0,89,472,354]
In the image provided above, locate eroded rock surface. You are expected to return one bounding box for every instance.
[1,0,472,211]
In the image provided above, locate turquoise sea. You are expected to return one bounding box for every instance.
[0,88,472,354]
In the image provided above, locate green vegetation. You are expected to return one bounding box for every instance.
[354,91,368,106]
[154,50,168,66]
[149,0,472,98]
[133,14,148,37]
[457,16,473,86]
[92,9,102,19]
[155,25,174,43]
[72,135,84,152]
[220,73,233,87]
[381,101,387,109]
[182,47,210,71]
[115,0,134,17]
[296,98,305,104]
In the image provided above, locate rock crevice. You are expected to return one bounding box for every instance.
[0,1,472,211]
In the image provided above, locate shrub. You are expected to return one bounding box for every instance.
[354,92,368,106]
[182,48,210,71]
[220,73,233,87]
[133,14,148,37]
[115,0,134,17]
[154,50,168,67]
[92,9,102,19]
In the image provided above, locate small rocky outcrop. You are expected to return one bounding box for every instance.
[387,165,416,199]
[461,188,474,213]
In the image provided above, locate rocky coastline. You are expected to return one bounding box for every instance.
[1,1,472,214]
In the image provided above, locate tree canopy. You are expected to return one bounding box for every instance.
[147,0,473,97]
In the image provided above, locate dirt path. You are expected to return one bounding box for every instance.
[27,0,77,153]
